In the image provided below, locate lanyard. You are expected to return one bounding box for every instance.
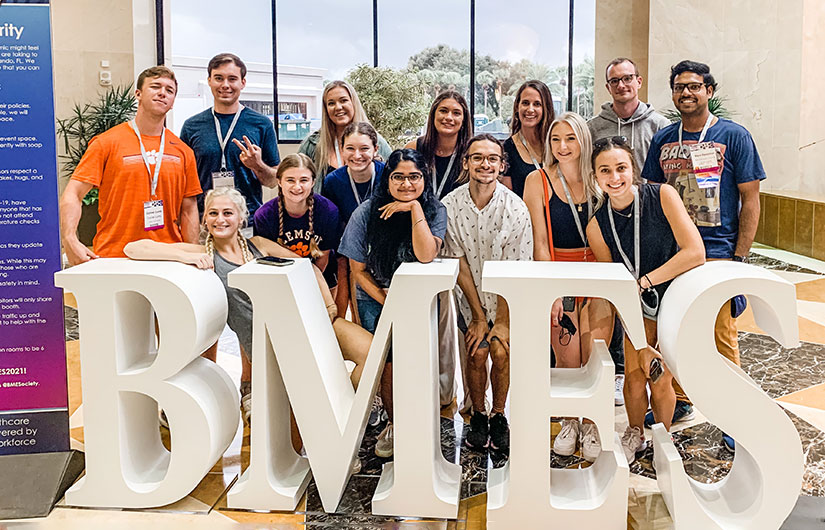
[347,162,375,206]
[556,166,591,247]
[519,132,542,170]
[434,149,457,198]
[334,137,343,167]
[678,112,714,148]
[213,105,244,170]
[130,120,165,197]
[607,185,640,279]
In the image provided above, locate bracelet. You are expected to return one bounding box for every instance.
[413,217,426,227]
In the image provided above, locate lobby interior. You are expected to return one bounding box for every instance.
[5,0,825,528]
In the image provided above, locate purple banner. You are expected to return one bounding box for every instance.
[0,0,69,454]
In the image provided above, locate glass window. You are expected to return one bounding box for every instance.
[572,0,596,119]
[378,0,471,145]
[474,0,571,138]
[277,0,373,140]
[168,0,273,133]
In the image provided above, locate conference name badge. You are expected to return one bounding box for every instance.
[143,200,164,231]
[689,141,721,189]
[212,170,235,189]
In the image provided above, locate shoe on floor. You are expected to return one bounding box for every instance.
[722,432,735,452]
[580,423,601,463]
[621,425,647,465]
[368,396,387,428]
[375,422,394,458]
[553,419,580,456]
[241,391,252,427]
[489,413,509,453]
[350,457,362,475]
[614,374,625,406]
[644,400,695,428]
[465,411,489,450]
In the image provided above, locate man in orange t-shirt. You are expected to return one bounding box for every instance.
[60,66,201,265]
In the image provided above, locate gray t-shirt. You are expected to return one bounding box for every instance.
[338,198,447,292]
[213,239,263,359]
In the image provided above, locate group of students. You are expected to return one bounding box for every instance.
[59,52,765,469]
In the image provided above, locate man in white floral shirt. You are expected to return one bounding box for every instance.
[441,133,533,456]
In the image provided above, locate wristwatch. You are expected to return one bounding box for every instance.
[732,255,749,263]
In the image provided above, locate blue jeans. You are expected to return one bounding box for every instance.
[358,294,391,362]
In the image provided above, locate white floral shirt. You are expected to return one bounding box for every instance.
[441,182,533,324]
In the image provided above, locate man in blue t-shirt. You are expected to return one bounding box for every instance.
[180,53,281,217]
[643,60,765,451]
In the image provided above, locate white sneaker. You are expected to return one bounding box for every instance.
[375,422,394,458]
[553,419,580,456]
[621,425,647,465]
[580,423,601,463]
[614,374,625,406]
[350,457,362,475]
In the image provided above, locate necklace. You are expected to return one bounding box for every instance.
[611,206,633,218]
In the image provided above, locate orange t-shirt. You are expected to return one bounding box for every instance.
[71,122,202,257]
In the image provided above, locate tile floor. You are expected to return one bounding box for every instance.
[3,244,825,529]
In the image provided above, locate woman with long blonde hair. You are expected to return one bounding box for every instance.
[299,80,392,190]
[522,111,612,463]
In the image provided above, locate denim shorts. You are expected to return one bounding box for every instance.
[357,294,391,362]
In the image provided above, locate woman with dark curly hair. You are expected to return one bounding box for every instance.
[338,148,447,458]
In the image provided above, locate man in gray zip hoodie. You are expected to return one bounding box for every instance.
[588,57,671,171]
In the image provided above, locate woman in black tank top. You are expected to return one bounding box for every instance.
[404,90,471,200]
[585,137,705,465]
[501,80,554,198]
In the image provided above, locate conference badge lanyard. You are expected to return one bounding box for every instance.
[130,120,166,231]
[679,113,720,190]
[607,185,640,280]
[556,166,592,253]
[519,132,542,170]
[434,149,457,199]
[212,105,244,189]
[347,162,375,206]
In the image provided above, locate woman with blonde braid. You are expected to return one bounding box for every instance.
[124,187,370,434]
[253,153,342,291]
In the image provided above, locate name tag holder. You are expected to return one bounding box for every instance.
[144,200,164,231]
[689,141,721,189]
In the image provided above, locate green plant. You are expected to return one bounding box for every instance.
[346,65,431,149]
[57,84,137,204]
[663,94,735,122]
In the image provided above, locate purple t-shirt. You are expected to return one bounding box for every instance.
[253,193,341,286]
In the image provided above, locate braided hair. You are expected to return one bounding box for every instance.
[275,153,323,260]
[201,187,254,262]
[364,149,440,284]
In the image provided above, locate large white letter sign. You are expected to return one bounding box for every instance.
[482,261,647,530]
[54,259,238,508]
[225,259,461,519]
[652,261,803,529]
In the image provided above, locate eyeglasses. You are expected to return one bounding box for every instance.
[593,135,628,154]
[467,154,502,165]
[607,74,637,87]
[389,172,424,183]
[672,82,707,94]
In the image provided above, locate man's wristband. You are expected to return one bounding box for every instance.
[732,255,749,263]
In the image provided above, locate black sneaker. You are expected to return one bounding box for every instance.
[465,411,489,450]
[644,400,695,428]
[489,413,510,453]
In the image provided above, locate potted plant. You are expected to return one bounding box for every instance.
[57,84,137,245]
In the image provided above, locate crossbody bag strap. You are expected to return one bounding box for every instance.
[541,168,556,261]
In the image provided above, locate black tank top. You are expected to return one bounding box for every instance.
[415,137,459,199]
[594,183,678,296]
[503,136,540,199]
[545,172,591,249]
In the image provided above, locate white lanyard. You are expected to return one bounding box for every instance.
[334,137,343,167]
[556,166,591,247]
[130,120,165,197]
[607,185,640,279]
[213,105,244,170]
[519,132,541,170]
[434,149,457,198]
[678,112,714,148]
[347,163,375,206]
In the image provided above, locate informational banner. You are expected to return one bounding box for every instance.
[0,0,69,455]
